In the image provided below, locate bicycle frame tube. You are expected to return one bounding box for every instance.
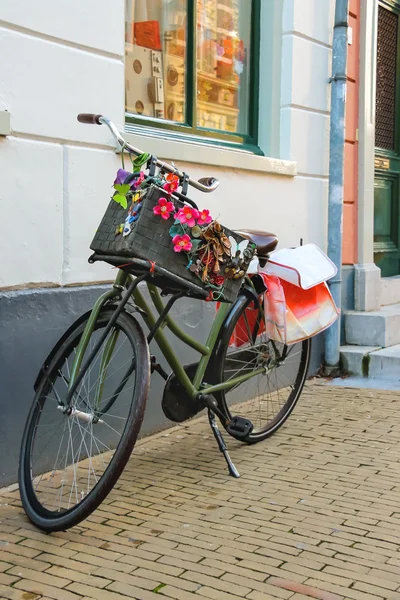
[132,281,230,397]
[69,269,265,402]
[134,282,266,396]
[94,329,120,409]
[68,269,129,391]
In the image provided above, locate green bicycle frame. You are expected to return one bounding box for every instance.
[68,270,265,402]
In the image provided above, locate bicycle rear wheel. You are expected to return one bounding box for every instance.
[214,294,311,443]
[19,308,149,532]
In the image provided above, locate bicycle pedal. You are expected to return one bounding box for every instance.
[226,416,253,439]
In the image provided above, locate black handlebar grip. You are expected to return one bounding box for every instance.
[77,113,103,125]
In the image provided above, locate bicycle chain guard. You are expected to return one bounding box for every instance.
[161,363,206,422]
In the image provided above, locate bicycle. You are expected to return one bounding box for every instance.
[18,114,311,532]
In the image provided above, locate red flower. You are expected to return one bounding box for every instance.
[153,197,174,220]
[175,206,199,228]
[213,275,225,286]
[172,234,192,253]
[197,209,212,225]
[163,173,180,194]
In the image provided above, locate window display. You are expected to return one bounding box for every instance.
[125,0,252,136]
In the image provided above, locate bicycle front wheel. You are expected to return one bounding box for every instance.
[214,294,311,443]
[19,308,150,532]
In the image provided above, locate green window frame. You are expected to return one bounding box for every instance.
[125,0,261,154]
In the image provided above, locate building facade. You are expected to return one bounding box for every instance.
[341,0,400,378]
[0,0,335,486]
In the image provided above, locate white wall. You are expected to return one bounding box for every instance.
[0,0,334,289]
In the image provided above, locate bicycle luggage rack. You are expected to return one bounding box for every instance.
[89,253,211,300]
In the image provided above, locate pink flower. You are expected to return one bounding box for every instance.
[197,209,212,226]
[163,173,180,194]
[175,206,199,228]
[153,197,174,220]
[133,171,145,189]
[172,234,192,253]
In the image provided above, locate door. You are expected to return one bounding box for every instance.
[374,1,400,276]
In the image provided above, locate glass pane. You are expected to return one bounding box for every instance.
[197,0,251,135]
[125,0,187,122]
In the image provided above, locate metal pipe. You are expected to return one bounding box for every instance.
[325,0,349,373]
[99,117,220,193]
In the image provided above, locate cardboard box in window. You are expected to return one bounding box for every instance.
[134,21,162,51]
[165,28,185,57]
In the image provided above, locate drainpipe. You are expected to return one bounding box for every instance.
[325,0,349,375]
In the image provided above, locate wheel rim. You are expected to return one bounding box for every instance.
[25,318,138,516]
[220,301,309,437]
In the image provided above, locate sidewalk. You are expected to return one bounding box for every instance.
[1,381,400,600]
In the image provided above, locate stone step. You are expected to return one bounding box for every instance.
[381,276,400,307]
[345,302,400,347]
[369,345,400,381]
[340,345,381,377]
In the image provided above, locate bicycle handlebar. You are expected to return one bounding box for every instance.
[77,113,220,193]
[77,113,103,125]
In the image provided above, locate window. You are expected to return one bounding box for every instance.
[124,0,260,149]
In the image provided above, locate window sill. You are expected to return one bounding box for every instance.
[121,130,297,177]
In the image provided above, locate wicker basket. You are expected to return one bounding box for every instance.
[90,184,253,303]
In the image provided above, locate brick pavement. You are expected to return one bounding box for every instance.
[1,381,400,600]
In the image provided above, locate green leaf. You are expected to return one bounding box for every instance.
[190,239,201,251]
[133,152,151,169]
[113,194,128,209]
[169,224,183,237]
[114,183,130,195]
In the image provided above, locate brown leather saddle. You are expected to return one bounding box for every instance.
[234,229,278,259]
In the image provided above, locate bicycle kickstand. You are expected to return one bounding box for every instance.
[207,409,240,478]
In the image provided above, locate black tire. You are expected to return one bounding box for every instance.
[19,308,150,532]
[213,294,311,443]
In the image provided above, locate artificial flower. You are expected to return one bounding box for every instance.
[133,171,145,189]
[114,169,144,189]
[153,197,174,220]
[175,206,199,228]
[172,234,192,253]
[163,173,180,194]
[210,275,225,286]
[197,209,212,226]
[114,168,131,186]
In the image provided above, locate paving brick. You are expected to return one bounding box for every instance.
[323,565,398,591]
[7,565,71,588]
[13,579,82,600]
[0,560,13,572]
[3,383,400,600]
[69,580,154,599]
[19,538,77,559]
[179,570,251,597]
[196,586,247,600]
[0,572,20,586]
[134,567,201,592]
[201,557,266,582]
[158,585,202,599]
[351,581,399,599]
[304,578,384,600]
[63,552,134,573]
[0,542,41,558]
[157,555,226,579]
[245,588,295,600]
[45,565,112,588]
[0,583,38,600]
